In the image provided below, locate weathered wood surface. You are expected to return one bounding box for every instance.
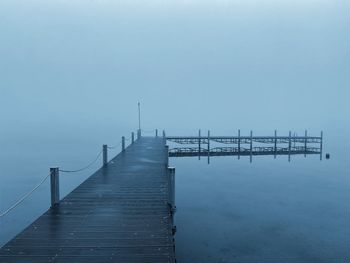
[0,137,175,263]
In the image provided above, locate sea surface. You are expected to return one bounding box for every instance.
[1,129,350,263]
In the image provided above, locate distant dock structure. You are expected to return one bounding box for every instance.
[0,129,323,262]
[166,130,323,163]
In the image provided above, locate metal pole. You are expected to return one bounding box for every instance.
[156,129,158,137]
[288,131,291,162]
[207,130,210,164]
[238,129,241,160]
[122,136,125,151]
[50,167,60,207]
[304,130,307,157]
[198,129,201,160]
[320,131,323,161]
[274,130,277,159]
[132,132,135,144]
[103,144,108,166]
[250,130,253,163]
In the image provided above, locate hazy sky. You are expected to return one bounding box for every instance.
[1,0,349,139]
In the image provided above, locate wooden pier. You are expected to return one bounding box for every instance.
[0,137,176,263]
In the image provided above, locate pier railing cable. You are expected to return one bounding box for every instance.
[59,150,103,173]
[0,131,139,218]
[0,173,51,218]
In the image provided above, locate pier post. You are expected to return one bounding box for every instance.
[238,129,241,160]
[137,129,141,140]
[132,132,135,144]
[304,130,307,157]
[163,130,166,138]
[50,167,60,207]
[165,145,169,168]
[250,130,253,163]
[122,136,125,151]
[168,167,176,211]
[103,144,108,166]
[198,129,201,160]
[288,131,291,162]
[274,130,277,159]
[156,129,158,137]
[207,130,210,164]
[320,131,323,161]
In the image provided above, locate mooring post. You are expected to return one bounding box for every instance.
[168,167,176,210]
[250,130,253,163]
[131,132,135,144]
[198,129,201,160]
[320,131,323,161]
[274,130,277,159]
[288,131,291,162]
[238,129,241,160]
[207,130,210,164]
[137,129,141,140]
[165,145,169,168]
[156,129,158,137]
[50,167,60,207]
[103,144,108,166]
[304,130,307,157]
[122,136,125,151]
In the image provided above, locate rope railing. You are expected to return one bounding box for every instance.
[107,140,122,150]
[0,173,51,218]
[59,150,103,173]
[0,130,146,218]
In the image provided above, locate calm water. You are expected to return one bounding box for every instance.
[1,129,350,263]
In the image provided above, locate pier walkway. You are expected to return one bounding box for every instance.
[0,137,175,263]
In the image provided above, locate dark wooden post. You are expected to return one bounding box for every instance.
[320,131,323,161]
[304,130,307,157]
[122,136,125,151]
[207,130,210,164]
[103,144,108,166]
[288,131,291,162]
[250,130,253,163]
[168,167,176,209]
[198,129,201,160]
[137,129,141,139]
[132,132,135,144]
[165,145,169,168]
[156,129,158,137]
[50,167,60,207]
[274,130,277,159]
[238,129,241,160]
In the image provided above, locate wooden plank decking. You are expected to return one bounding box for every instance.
[0,137,175,263]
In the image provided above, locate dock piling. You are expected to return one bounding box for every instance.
[156,129,158,137]
[198,129,201,160]
[274,130,277,159]
[50,167,60,207]
[320,131,323,160]
[250,130,253,163]
[288,131,291,162]
[137,129,141,139]
[304,130,307,157]
[103,144,108,166]
[238,129,241,160]
[132,132,135,144]
[208,130,210,164]
[122,136,125,151]
[168,167,176,211]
